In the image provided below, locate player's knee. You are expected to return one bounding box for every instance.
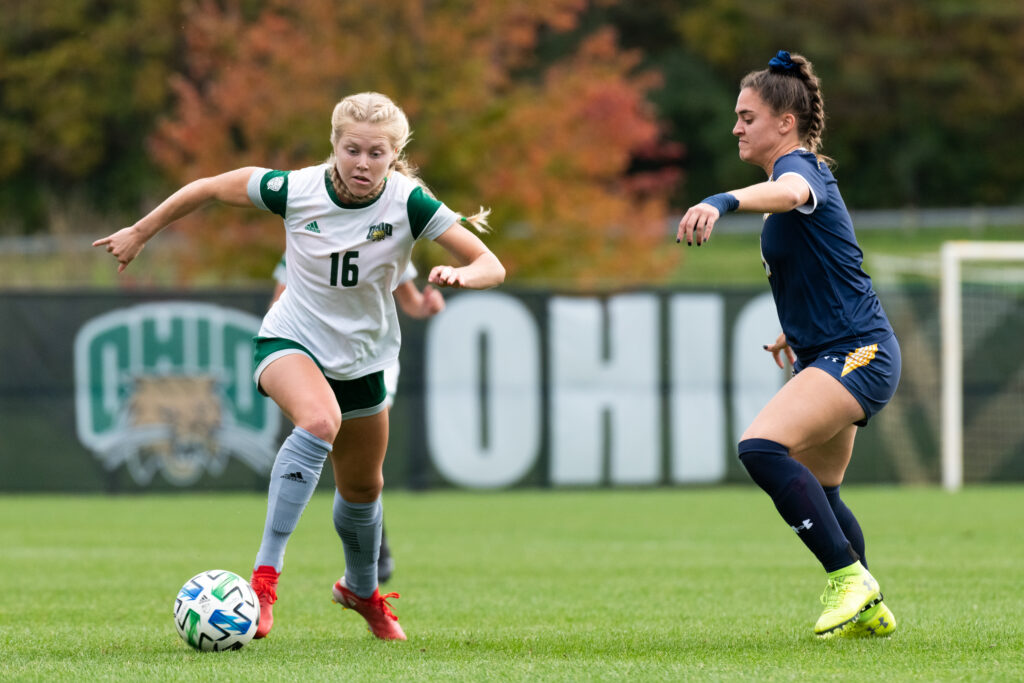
[737,438,790,476]
[297,412,341,444]
[738,438,794,496]
[738,437,789,457]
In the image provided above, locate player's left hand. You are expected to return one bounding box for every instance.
[676,203,720,246]
[763,332,796,369]
[428,265,466,288]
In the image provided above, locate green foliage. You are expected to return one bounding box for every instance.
[149,0,678,285]
[2,487,1023,679]
[0,0,182,233]
[671,0,1024,208]
[3,1,1024,286]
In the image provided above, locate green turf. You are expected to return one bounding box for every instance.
[663,224,1024,288]
[1,224,1019,289]
[1,487,1022,681]
[669,224,1023,286]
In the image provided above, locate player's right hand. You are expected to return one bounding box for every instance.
[93,226,146,273]
[676,203,720,246]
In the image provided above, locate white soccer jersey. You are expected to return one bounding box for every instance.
[273,254,416,289]
[396,260,418,287]
[248,164,457,380]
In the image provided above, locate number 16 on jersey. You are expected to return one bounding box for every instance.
[330,251,359,287]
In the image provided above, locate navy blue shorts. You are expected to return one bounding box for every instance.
[793,334,901,426]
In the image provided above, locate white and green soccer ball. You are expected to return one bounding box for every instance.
[173,569,259,651]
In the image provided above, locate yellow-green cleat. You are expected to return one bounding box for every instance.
[814,561,880,637]
[847,597,897,637]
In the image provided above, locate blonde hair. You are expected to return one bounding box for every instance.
[328,92,490,232]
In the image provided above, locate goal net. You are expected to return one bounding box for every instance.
[940,241,1024,490]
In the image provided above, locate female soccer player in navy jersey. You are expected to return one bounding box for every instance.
[95,92,505,642]
[677,51,900,638]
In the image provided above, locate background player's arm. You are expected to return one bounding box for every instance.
[269,281,286,305]
[393,280,445,319]
[94,167,260,272]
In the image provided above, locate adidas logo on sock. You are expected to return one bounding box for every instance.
[281,471,306,483]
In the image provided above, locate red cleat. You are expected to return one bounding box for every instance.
[331,577,406,641]
[250,565,279,639]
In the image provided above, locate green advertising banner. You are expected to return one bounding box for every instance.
[0,286,1020,492]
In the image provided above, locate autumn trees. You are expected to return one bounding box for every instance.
[3,1,1024,286]
[149,0,680,285]
[0,1,182,234]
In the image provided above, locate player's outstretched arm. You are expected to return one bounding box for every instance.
[93,167,258,272]
[429,224,505,290]
[676,174,810,246]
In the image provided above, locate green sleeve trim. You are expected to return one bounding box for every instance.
[259,170,290,218]
[407,186,443,239]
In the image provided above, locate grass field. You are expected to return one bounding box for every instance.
[2,487,1022,681]
[669,224,1024,287]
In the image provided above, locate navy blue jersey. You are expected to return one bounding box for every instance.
[759,150,892,360]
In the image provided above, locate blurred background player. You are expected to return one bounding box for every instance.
[677,51,900,638]
[270,255,445,583]
[95,91,505,642]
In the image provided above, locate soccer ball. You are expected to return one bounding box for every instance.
[173,569,260,651]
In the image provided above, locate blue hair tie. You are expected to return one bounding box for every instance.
[768,50,797,74]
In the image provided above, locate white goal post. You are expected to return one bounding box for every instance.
[940,241,1024,491]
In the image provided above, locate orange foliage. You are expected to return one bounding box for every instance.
[152,0,681,287]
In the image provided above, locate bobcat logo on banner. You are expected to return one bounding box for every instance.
[73,302,281,486]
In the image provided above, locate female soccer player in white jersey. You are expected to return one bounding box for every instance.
[676,52,900,638]
[95,92,505,641]
[270,256,445,585]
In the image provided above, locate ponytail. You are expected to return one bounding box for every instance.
[392,157,491,233]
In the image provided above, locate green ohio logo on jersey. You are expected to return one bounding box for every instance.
[366,222,393,241]
[73,302,281,486]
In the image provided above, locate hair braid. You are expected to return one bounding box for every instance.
[792,56,826,156]
[325,92,491,232]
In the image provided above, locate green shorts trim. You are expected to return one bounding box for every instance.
[252,336,387,416]
[253,337,322,379]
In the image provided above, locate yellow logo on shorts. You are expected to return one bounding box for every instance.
[841,344,878,377]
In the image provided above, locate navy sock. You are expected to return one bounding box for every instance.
[738,438,858,572]
[823,485,867,570]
